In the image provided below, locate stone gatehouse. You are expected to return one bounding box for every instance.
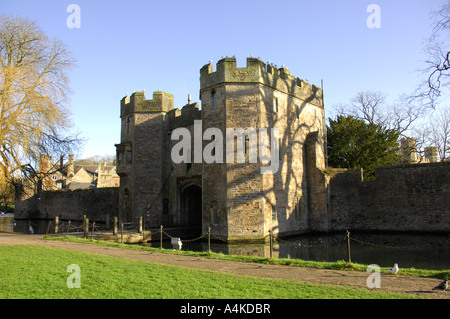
[15,56,448,239]
[115,56,329,241]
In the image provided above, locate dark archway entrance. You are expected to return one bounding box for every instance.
[181,185,202,227]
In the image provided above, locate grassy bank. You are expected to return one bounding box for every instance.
[45,236,450,280]
[0,245,422,299]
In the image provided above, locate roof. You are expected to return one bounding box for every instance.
[74,165,98,175]
[69,182,96,190]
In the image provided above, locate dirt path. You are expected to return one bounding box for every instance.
[0,232,447,299]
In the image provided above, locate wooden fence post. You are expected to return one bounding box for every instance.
[83,217,89,238]
[54,216,59,234]
[346,230,352,263]
[160,225,163,249]
[208,227,211,252]
[121,222,124,244]
[113,217,118,236]
[66,220,71,236]
[269,230,273,259]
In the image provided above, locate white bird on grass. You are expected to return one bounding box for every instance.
[432,279,448,292]
[386,263,399,275]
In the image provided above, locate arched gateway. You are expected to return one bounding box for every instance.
[181,184,202,227]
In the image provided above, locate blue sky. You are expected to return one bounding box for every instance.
[1,0,447,159]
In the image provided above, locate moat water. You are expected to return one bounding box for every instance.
[160,232,450,270]
[4,217,450,270]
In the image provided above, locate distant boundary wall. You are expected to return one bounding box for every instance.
[15,187,119,223]
[328,162,450,232]
[15,162,449,234]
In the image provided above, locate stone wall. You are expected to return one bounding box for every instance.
[329,162,450,232]
[16,187,119,223]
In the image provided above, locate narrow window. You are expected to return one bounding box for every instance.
[244,136,249,156]
[279,138,282,161]
[211,89,217,109]
[126,117,131,134]
[273,97,278,113]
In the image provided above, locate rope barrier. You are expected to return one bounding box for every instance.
[210,233,229,243]
[348,234,450,250]
[275,235,347,248]
[39,217,450,253]
[182,233,207,243]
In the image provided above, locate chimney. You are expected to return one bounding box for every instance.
[60,154,64,171]
[68,154,74,177]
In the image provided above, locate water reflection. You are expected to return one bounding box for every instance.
[143,232,450,270]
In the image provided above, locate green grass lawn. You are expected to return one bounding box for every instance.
[46,236,450,280]
[0,245,423,299]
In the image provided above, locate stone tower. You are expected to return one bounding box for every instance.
[115,91,174,224]
[200,57,328,240]
[424,146,439,163]
[115,56,329,241]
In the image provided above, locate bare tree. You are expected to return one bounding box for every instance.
[428,105,450,160]
[350,91,387,125]
[412,2,449,108]
[0,15,82,184]
[333,91,425,135]
[411,105,450,161]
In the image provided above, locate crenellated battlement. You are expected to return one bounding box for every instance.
[167,102,201,130]
[120,90,174,117]
[200,56,323,107]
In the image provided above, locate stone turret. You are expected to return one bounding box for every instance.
[120,91,174,117]
[425,146,439,163]
[116,90,174,223]
[200,56,323,108]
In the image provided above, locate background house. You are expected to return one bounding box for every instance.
[39,154,119,190]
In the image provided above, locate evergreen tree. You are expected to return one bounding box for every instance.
[327,115,400,179]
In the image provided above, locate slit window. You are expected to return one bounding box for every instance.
[211,89,217,109]
[279,138,282,161]
[126,117,131,134]
[244,136,249,155]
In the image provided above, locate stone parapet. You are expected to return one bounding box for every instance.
[200,57,323,107]
[121,91,174,117]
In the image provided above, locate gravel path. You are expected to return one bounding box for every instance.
[0,232,447,299]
